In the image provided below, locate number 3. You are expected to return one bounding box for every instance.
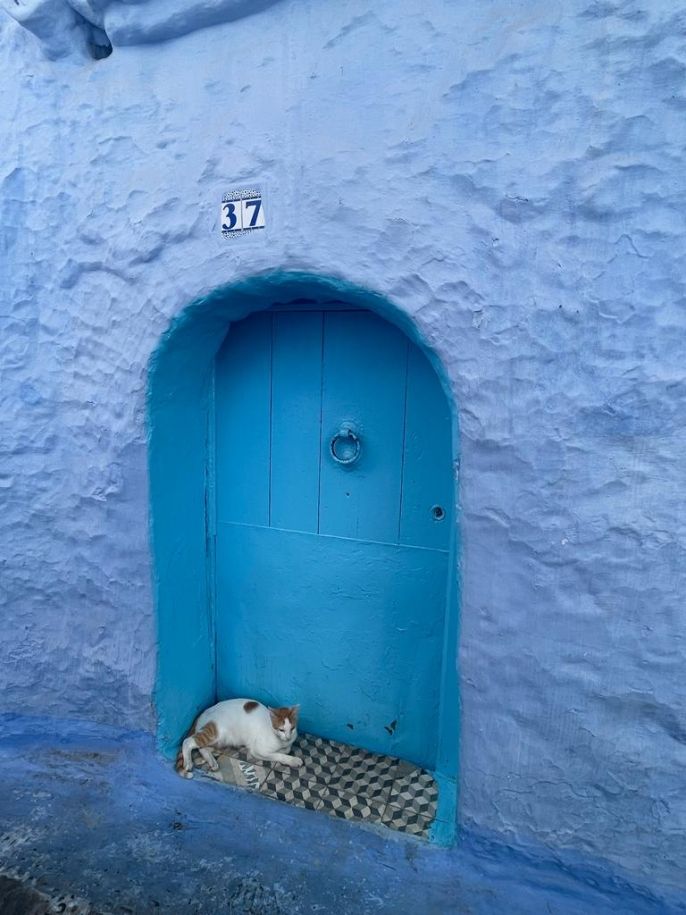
[222,202,238,231]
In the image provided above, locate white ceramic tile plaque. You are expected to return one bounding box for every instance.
[221,188,265,238]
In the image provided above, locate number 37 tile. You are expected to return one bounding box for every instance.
[221,189,265,237]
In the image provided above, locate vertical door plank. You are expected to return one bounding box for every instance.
[400,345,453,549]
[319,312,407,543]
[270,311,323,533]
[215,312,272,526]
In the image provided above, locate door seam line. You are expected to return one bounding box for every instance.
[215,519,449,555]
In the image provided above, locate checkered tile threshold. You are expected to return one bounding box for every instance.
[196,732,438,838]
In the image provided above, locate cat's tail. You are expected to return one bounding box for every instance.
[175,713,201,777]
[176,718,220,778]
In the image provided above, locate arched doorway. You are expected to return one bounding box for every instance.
[148,273,459,844]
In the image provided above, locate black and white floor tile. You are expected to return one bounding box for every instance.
[260,767,322,811]
[198,732,438,838]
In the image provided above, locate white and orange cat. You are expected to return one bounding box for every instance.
[176,698,301,778]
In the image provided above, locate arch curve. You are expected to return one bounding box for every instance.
[148,271,459,843]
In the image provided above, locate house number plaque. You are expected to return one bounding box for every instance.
[221,187,265,238]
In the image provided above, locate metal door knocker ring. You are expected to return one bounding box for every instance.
[330,426,361,466]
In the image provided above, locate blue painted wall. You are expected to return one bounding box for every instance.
[1,0,685,899]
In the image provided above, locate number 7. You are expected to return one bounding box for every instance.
[244,198,262,228]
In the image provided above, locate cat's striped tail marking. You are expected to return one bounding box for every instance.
[175,718,218,778]
[175,713,199,775]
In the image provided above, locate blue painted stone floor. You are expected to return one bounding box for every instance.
[0,716,683,915]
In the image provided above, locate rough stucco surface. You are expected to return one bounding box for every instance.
[1,0,685,900]
[2,717,684,915]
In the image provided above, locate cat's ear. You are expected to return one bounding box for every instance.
[290,704,300,720]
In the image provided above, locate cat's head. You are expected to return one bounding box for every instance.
[268,705,300,741]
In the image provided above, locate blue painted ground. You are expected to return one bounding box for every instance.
[0,716,682,914]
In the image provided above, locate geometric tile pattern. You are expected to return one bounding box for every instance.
[386,768,438,820]
[196,732,438,838]
[261,767,322,810]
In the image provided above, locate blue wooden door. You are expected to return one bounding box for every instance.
[214,308,453,768]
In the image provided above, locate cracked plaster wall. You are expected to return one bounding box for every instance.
[1,0,685,895]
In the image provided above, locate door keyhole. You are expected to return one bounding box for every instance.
[431,505,445,521]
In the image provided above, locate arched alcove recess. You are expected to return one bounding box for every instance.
[147,272,460,843]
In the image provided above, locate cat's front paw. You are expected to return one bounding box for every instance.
[287,757,303,768]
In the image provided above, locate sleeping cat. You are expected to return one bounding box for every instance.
[175,698,302,778]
